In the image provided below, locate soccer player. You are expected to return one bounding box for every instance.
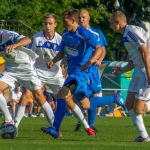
[10,85,22,118]
[73,9,125,130]
[110,11,150,142]
[14,13,65,137]
[0,29,56,137]
[46,9,105,136]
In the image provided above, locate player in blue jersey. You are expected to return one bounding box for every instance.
[110,11,150,142]
[46,9,105,137]
[41,9,125,135]
[73,9,125,131]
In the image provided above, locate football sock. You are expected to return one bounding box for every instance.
[128,110,148,138]
[14,105,25,128]
[87,96,115,128]
[42,101,54,126]
[72,104,89,129]
[54,99,66,131]
[0,93,12,122]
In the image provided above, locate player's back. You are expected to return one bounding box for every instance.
[123,25,149,67]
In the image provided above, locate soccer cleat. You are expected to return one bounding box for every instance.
[134,136,150,142]
[114,91,126,110]
[57,131,62,137]
[41,127,59,138]
[85,128,96,136]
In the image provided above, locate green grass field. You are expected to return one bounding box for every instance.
[0,116,150,150]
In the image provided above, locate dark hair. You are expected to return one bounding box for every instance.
[62,9,79,22]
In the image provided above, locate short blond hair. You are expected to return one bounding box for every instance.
[43,13,57,23]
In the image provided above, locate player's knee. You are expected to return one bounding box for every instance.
[134,106,145,115]
[80,98,90,110]
[57,86,70,99]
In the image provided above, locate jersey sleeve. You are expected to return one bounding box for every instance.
[98,30,107,47]
[127,28,147,49]
[79,27,100,49]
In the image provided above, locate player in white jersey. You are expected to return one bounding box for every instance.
[110,11,150,142]
[10,86,22,118]
[14,13,65,138]
[0,29,57,138]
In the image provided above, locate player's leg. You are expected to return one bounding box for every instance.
[0,81,13,124]
[14,89,30,128]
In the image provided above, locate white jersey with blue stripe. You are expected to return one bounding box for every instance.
[60,25,100,75]
[0,29,38,70]
[30,31,63,77]
[123,25,150,67]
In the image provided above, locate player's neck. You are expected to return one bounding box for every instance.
[84,24,90,29]
[71,23,78,32]
[44,30,55,40]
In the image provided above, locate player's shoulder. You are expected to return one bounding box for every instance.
[33,31,44,38]
[0,29,19,36]
[54,32,62,39]
[125,25,145,35]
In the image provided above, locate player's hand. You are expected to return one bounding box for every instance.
[112,67,123,74]
[47,60,54,69]
[81,61,91,71]
[5,44,17,53]
[94,60,102,67]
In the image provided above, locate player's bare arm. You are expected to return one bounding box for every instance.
[81,45,103,70]
[47,50,64,68]
[5,37,31,53]
[95,47,106,66]
[112,60,134,75]
[139,43,150,85]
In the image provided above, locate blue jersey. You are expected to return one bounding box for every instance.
[61,25,100,100]
[60,25,100,75]
[89,27,107,47]
[88,27,107,94]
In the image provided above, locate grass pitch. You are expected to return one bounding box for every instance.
[0,116,150,150]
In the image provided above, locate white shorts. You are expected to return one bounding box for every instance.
[128,67,148,101]
[0,68,42,91]
[36,68,65,95]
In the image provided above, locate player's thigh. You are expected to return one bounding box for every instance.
[80,97,90,110]
[0,80,10,92]
[126,92,136,110]
[133,99,145,114]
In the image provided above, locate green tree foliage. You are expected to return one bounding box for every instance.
[0,0,150,60]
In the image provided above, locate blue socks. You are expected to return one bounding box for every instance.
[88,95,115,128]
[53,99,66,132]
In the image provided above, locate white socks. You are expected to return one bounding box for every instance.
[129,109,148,138]
[41,101,54,126]
[14,106,25,128]
[72,104,89,129]
[0,93,12,122]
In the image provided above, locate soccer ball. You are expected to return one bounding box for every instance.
[1,124,17,139]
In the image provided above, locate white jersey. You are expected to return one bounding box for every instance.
[123,25,150,67]
[30,31,63,78]
[0,30,42,91]
[0,29,38,72]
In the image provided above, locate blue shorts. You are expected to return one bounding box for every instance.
[89,65,102,94]
[64,71,92,101]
